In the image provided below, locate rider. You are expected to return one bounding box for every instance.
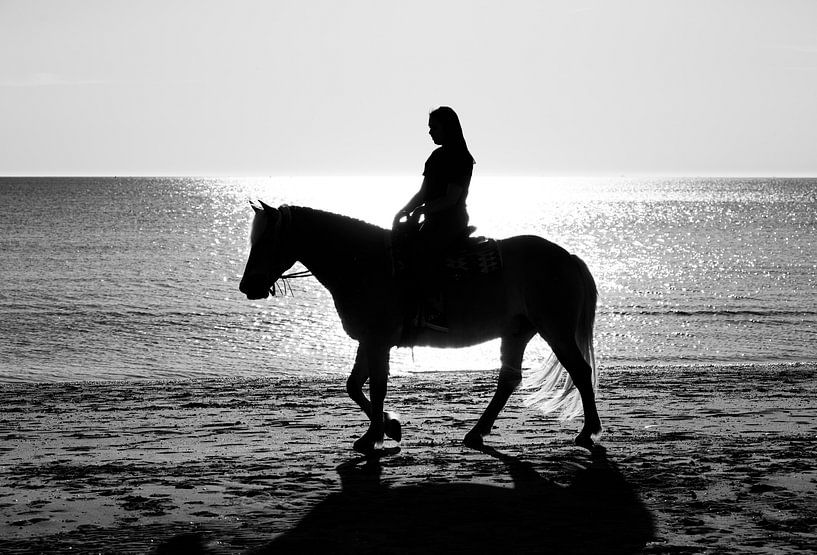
[394,106,475,330]
[394,106,475,254]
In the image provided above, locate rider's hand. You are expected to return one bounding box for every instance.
[393,209,410,229]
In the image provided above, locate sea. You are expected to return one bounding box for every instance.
[0,176,814,383]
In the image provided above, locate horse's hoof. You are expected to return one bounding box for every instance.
[353,433,383,454]
[463,431,484,450]
[353,437,375,454]
[384,414,402,443]
[575,433,594,451]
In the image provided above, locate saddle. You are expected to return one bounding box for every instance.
[391,226,501,281]
[442,235,502,281]
[390,227,502,335]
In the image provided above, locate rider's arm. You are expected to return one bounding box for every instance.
[398,178,429,215]
[421,177,468,215]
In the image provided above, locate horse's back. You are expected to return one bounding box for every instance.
[497,234,592,317]
[498,234,575,276]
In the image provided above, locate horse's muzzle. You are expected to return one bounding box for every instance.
[239,276,271,300]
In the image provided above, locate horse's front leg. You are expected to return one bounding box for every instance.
[352,342,392,453]
[346,344,401,445]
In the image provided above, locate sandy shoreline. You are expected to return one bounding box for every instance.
[1,364,815,553]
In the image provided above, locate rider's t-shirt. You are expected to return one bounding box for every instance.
[422,146,473,236]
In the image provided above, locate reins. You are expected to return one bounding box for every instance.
[270,269,313,297]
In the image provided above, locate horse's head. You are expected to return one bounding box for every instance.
[239,201,297,300]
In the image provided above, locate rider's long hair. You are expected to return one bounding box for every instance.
[430,106,475,165]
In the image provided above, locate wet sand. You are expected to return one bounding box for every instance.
[1,364,815,554]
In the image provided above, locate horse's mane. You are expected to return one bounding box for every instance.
[251,204,385,248]
[290,206,387,246]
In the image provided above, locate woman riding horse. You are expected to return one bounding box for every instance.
[239,109,601,454]
[394,107,476,329]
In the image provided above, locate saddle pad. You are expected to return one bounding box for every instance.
[444,238,502,280]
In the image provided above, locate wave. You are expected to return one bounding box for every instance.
[604,308,817,318]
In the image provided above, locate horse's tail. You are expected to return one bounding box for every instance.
[523,254,598,420]
[574,254,598,380]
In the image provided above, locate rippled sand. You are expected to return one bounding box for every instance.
[1,364,815,553]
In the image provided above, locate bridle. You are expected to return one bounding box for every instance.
[262,204,313,296]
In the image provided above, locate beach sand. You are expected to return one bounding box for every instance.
[1,364,815,554]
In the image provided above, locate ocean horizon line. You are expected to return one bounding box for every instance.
[2,174,817,180]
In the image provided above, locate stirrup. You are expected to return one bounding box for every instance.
[421,310,449,332]
[423,320,449,333]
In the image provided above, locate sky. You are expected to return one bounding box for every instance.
[1,0,816,176]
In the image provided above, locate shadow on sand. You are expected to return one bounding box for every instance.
[252,446,654,554]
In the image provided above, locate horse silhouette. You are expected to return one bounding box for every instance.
[240,204,600,453]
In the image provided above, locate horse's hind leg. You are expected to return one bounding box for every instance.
[346,343,401,444]
[549,339,601,449]
[464,332,533,450]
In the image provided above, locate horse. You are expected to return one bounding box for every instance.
[239,202,601,453]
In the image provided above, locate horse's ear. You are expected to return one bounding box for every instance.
[250,200,263,214]
[258,200,277,214]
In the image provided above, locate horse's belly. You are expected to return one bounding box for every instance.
[409,326,501,349]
